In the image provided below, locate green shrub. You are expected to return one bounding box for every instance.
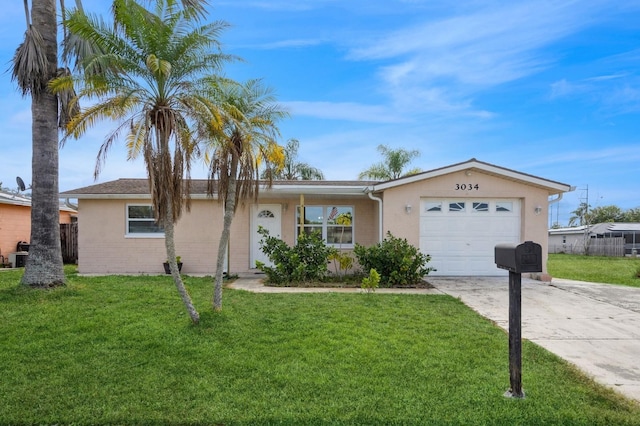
[361,268,380,293]
[353,232,435,287]
[256,227,335,285]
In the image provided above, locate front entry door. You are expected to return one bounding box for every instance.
[251,204,282,268]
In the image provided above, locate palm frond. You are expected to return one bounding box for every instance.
[54,67,80,130]
[11,26,49,96]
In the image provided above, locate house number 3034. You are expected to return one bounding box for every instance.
[455,183,479,190]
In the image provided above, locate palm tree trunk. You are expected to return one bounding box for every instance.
[164,203,200,324]
[21,0,65,288]
[213,159,238,311]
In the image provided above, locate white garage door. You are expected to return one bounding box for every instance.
[419,199,521,276]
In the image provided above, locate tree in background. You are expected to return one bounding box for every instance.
[624,208,640,222]
[588,205,626,224]
[11,0,66,287]
[358,144,421,180]
[60,0,231,323]
[203,79,287,311]
[569,203,640,226]
[568,202,590,226]
[261,138,324,180]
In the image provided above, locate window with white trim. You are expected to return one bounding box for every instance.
[296,205,354,247]
[425,202,442,212]
[449,202,466,212]
[472,202,489,212]
[496,202,513,212]
[126,205,164,236]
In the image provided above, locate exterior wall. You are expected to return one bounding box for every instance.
[59,210,74,224]
[77,195,379,275]
[381,169,552,274]
[0,204,31,261]
[78,198,220,274]
[0,204,74,263]
[548,232,587,254]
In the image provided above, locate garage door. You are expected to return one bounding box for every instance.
[419,199,521,276]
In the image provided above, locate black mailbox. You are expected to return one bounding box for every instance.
[495,241,542,273]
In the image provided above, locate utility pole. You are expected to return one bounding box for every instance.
[579,185,590,254]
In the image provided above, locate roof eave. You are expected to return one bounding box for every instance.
[372,159,573,194]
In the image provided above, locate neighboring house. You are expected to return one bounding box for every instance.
[0,190,77,265]
[549,223,640,255]
[548,225,589,254]
[61,158,572,277]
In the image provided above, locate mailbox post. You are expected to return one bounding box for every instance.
[494,241,542,399]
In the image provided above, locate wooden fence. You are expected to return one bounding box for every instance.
[60,222,78,264]
[587,237,625,257]
[549,237,625,257]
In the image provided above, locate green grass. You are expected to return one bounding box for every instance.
[0,266,638,425]
[548,253,640,287]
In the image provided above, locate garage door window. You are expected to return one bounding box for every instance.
[425,202,442,212]
[496,202,513,212]
[449,202,465,212]
[473,202,489,212]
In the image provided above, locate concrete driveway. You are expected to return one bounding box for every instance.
[429,276,640,403]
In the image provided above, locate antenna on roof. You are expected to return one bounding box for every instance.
[16,176,26,192]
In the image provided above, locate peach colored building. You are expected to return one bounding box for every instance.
[61,159,571,277]
[0,191,76,265]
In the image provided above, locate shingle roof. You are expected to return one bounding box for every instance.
[60,178,379,197]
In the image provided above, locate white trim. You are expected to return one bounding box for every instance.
[295,204,355,249]
[125,204,165,237]
[250,204,282,268]
[372,159,572,193]
[124,234,165,239]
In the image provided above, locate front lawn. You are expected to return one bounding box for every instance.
[548,253,640,287]
[0,266,638,424]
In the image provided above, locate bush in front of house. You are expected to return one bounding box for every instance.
[255,227,335,285]
[361,268,380,293]
[353,232,435,287]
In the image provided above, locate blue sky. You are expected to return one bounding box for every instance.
[1,0,640,226]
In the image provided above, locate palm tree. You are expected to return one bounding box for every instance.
[358,144,421,181]
[569,202,590,227]
[60,0,233,323]
[261,138,324,180]
[203,79,287,311]
[11,0,66,287]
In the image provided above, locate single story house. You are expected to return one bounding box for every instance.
[0,190,77,265]
[549,223,640,255]
[61,158,572,277]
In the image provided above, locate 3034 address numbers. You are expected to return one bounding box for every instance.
[455,183,479,190]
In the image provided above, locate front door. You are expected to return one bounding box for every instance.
[251,204,282,268]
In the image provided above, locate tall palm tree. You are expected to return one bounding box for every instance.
[60,0,233,323]
[358,144,421,181]
[11,0,66,287]
[203,79,287,311]
[261,138,324,180]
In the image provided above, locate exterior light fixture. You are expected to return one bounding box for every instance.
[405,204,412,214]
[534,205,542,215]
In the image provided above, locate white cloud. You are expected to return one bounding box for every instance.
[283,101,408,123]
[250,38,324,50]
[346,1,616,116]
